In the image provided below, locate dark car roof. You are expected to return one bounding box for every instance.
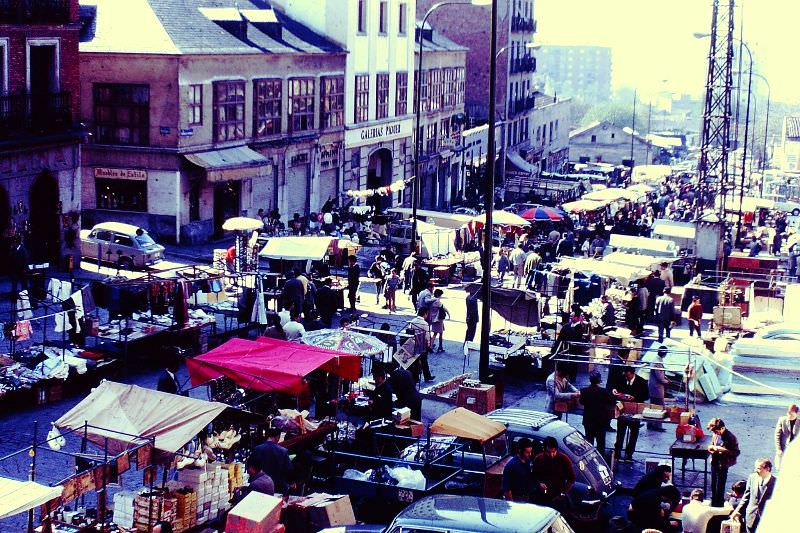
[392,495,560,533]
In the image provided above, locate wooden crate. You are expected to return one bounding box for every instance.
[456,384,496,415]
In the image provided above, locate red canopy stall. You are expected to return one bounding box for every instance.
[186,337,361,395]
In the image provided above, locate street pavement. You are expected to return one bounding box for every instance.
[0,246,789,529]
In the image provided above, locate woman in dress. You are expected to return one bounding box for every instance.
[428,289,449,353]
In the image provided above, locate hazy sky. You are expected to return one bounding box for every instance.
[535,0,796,103]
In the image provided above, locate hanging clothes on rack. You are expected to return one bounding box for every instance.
[173,281,189,327]
[14,320,32,341]
[16,290,33,320]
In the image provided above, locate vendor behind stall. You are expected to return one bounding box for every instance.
[367,366,394,421]
[252,428,295,494]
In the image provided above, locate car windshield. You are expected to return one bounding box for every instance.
[562,430,592,456]
[135,232,156,246]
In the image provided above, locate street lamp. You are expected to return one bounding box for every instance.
[411,0,492,255]
[751,73,771,195]
[694,32,752,248]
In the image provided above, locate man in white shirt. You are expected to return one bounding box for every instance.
[283,313,306,341]
[416,281,435,312]
[508,244,527,288]
[659,262,674,289]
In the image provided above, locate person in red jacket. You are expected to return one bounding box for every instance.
[687,296,703,337]
[532,436,576,512]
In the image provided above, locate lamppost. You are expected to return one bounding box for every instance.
[411,0,491,254]
[479,0,499,383]
[751,73,771,195]
[694,33,752,247]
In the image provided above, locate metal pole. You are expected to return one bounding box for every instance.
[760,83,771,196]
[479,0,498,382]
[28,420,38,533]
[735,45,752,246]
[629,90,636,166]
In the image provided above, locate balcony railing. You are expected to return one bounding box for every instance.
[509,55,536,75]
[0,92,73,138]
[0,0,71,24]
[507,96,537,117]
[510,16,536,33]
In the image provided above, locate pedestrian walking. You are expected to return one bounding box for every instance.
[707,417,740,507]
[369,255,387,305]
[687,295,703,337]
[654,287,674,342]
[508,244,526,288]
[408,308,434,382]
[346,255,360,313]
[410,262,428,309]
[428,289,448,352]
[579,371,615,457]
[647,346,669,431]
[732,458,775,532]
[401,252,416,292]
[384,268,400,312]
[464,291,480,344]
[496,248,510,285]
[774,403,799,471]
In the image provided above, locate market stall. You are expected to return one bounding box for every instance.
[608,234,678,257]
[0,477,62,520]
[604,252,679,272]
[187,337,361,395]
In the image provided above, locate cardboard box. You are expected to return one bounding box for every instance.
[226,492,282,533]
[456,384,496,415]
[305,494,356,530]
[713,306,742,327]
[394,419,425,437]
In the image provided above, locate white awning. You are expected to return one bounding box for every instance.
[259,236,335,261]
[0,478,62,519]
[651,221,696,241]
[506,152,535,174]
[609,233,678,256]
[184,147,270,182]
[604,252,678,271]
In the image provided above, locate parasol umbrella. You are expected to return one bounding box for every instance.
[222,216,264,232]
[562,199,608,213]
[519,205,564,221]
[300,328,387,357]
[469,210,529,227]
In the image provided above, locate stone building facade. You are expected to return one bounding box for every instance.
[79,0,346,243]
[0,0,83,267]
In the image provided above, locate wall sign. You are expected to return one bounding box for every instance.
[94,167,148,180]
[345,118,413,148]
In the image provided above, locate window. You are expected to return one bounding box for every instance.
[429,69,443,111]
[320,76,344,129]
[354,74,369,123]
[288,78,315,132]
[376,73,389,119]
[93,83,150,146]
[444,68,455,107]
[611,132,615,139]
[419,70,429,112]
[0,38,7,95]
[254,78,282,137]
[398,2,407,34]
[357,0,367,33]
[590,134,597,143]
[213,80,245,142]
[425,122,437,154]
[440,118,450,149]
[378,1,388,33]
[455,67,465,104]
[395,72,408,115]
[95,179,147,212]
[188,84,203,126]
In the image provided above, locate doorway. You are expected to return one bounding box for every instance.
[366,148,393,212]
[29,172,60,263]
[214,181,241,238]
[29,44,58,94]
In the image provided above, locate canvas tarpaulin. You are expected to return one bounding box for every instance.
[464,284,540,327]
[55,381,229,454]
[430,407,505,443]
[0,478,62,519]
[259,236,334,261]
[187,337,361,395]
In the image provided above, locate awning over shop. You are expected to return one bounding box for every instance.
[259,236,335,261]
[414,218,457,257]
[506,152,536,175]
[604,252,678,271]
[651,221,696,241]
[187,337,361,395]
[0,478,63,519]
[556,257,651,285]
[430,407,505,443]
[184,146,270,182]
[562,199,608,213]
[54,381,230,454]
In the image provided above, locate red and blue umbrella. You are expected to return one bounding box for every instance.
[519,205,564,221]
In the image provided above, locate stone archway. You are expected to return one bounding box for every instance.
[366,148,393,212]
[29,171,60,263]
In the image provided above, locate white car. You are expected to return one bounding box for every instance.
[80,222,165,269]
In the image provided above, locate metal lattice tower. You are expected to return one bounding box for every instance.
[698,0,735,215]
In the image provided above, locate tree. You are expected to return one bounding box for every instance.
[580,100,648,134]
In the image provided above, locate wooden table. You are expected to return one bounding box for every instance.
[670,436,709,493]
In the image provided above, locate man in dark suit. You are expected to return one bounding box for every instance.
[612,366,649,463]
[732,458,776,532]
[346,255,360,313]
[156,358,181,395]
[315,278,338,327]
[252,428,294,494]
[579,371,615,457]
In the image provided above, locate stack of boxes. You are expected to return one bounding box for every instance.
[221,462,247,500]
[112,490,137,530]
[176,463,231,524]
[133,492,177,531]
[173,488,198,532]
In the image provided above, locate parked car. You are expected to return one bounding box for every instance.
[319,494,574,533]
[80,222,165,269]
[486,408,616,516]
[730,324,800,395]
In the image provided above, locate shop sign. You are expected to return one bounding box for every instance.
[94,167,147,180]
[320,143,341,169]
[345,118,413,147]
[180,128,194,137]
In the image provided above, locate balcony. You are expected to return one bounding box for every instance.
[0,0,71,24]
[0,92,73,139]
[509,55,536,75]
[507,96,537,117]
[510,16,536,33]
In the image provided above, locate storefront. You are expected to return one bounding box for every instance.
[343,118,413,212]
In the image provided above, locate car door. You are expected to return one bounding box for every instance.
[111,233,137,266]
[84,229,113,262]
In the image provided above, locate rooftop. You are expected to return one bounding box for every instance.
[786,117,800,140]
